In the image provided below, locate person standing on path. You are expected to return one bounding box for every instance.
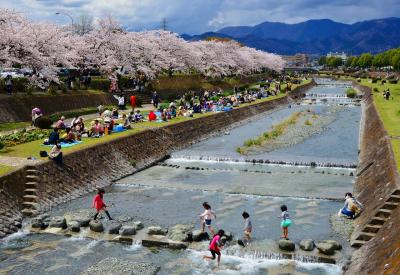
[5,75,13,95]
[92,188,113,221]
[130,94,137,111]
[152,91,160,109]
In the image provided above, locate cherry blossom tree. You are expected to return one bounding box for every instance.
[0,9,285,86]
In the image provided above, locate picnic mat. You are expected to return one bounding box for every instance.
[43,141,83,148]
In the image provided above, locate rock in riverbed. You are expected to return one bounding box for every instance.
[104,221,122,234]
[68,221,81,233]
[299,239,315,251]
[49,217,67,229]
[192,230,209,241]
[89,220,104,233]
[119,225,136,236]
[146,226,167,236]
[315,240,342,255]
[278,239,295,251]
[167,224,193,242]
[134,221,144,230]
[82,257,159,275]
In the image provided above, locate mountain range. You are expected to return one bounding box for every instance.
[181,18,400,55]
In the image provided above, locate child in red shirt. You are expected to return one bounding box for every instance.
[203,229,224,266]
[92,188,113,220]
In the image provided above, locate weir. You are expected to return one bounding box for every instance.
[0,79,366,274]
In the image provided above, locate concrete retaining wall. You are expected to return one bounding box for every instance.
[0,81,314,238]
[346,82,400,274]
[0,93,116,123]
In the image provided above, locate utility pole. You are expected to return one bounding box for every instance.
[161,18,168,31]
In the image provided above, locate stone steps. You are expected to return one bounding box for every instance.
[352,189,400,248]
[22,167,41,217]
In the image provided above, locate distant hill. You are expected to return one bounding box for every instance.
[182,18,400,55]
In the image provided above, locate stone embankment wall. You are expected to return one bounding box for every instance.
[0,81,315,238]
[0,93,116,123]
[346,82,400,274]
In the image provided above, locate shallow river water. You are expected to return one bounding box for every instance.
[0,79,360,274]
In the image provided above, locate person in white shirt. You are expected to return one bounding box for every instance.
[200,202,216,236]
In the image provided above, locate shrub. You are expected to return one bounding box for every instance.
[371,78,377,83]
[35,117,53,129]
[373,87,379,92]
[0,128,52,147]
[0,141,4,150]
[389,79,398,84]
[89,78,110,91]
[346,88,357,98]
[136,98,143,107]
[381,80,386,84]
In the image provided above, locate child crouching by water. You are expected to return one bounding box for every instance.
[203,229,225,266]
[279,205,292,239]
[92,188,113,221]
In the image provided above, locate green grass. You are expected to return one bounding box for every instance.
[237,111,302,155]
[355,79,400,170]
[0,164,16,175]
[0,122,31,132]
[346,88,357,98]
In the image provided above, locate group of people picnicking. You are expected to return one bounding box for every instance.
[39,77,288,159]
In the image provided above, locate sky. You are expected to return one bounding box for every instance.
[1,0,400,34]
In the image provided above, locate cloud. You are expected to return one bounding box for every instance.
[0,0,399,34]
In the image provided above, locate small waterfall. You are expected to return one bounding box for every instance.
[168,155,357,169]
[224,249,335,264]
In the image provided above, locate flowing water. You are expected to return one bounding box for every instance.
[0,79,360,274]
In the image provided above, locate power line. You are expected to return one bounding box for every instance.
[161,18,168,31]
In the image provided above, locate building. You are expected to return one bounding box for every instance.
[327,51,347,62]
[282,54,310,67]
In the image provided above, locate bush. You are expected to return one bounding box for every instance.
[346,88,357,98]
[0,141,4,150]
[89,78,110,91]
[373,87,379,92]
[381,80,386,84]
[371,78,377,83]
[35,117,53,129]
[389,79,398,84]
[0,128,52,147]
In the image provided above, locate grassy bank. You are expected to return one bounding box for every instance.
[356,79,400,170]
[0,79,311,176]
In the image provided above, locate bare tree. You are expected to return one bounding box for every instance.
[74,14,93,35]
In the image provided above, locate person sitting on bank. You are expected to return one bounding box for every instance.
[339,192,363,219]
[91,119,103,137]
[122,114,131,129]
[60,127,76,143]
[111,108,119,119]
[56,116,66,130]
[148,110,157,121]
[134,110,144,122]
[49,142,63,165]
[45,127,60,145]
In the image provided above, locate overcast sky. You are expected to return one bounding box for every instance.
[1,0,399,34]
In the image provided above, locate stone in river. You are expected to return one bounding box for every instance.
[69,221,81,233]
[119,225,136,236]
[105,221,122,234]
[134,221,144,230]
[49,217,67,229]
[192,230,209,241]
[89,220,104,233]
[278,239,295,251]
[299,239,315,251]
[146,226,168,236]
[316,241,338,255]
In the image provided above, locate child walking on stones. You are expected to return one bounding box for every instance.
[203,229,225,266]
[279,205,292,239]
[200,202,216,236]
[92,188,113,221]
